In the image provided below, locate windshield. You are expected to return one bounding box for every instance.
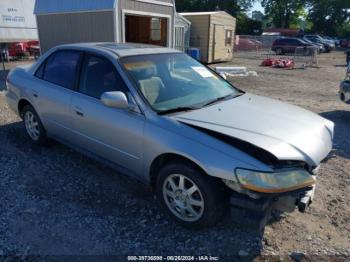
[120,53,240,113]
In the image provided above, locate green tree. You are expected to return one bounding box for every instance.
[236,13,263,34]
[261,0,306,28]
[175,0,255,17]
[307,0,350,35]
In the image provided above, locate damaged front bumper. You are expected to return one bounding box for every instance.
[228,185,316,232]
[227,168,318,231]
[229,183,316,215]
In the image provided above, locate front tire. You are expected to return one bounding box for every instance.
[156,161,225,228]
[22,105,47,145]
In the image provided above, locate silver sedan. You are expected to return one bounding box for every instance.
[5,43,334,228]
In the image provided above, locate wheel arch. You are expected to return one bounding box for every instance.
[149,153,210,192]
[18,99,33,118]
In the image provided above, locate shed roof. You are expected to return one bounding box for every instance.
[34,0,117,15]
[180,11,223,16]
[175,13,191,25]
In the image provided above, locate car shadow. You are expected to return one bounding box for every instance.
[0,121,264,258]
[320,110,350,159]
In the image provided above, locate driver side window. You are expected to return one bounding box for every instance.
[79,54,128,99]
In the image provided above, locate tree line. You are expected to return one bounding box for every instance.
[175,0,350,36]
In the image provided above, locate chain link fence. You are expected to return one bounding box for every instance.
[234,35,320,68]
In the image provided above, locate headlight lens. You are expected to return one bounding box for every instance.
[235,168,315,193]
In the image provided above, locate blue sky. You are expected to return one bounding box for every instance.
[251,1,264,13]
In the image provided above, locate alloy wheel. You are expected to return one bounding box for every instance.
[162,174,204,222]
[24,111,40,141]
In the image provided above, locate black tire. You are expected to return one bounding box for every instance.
[156,161,225,228]
[22,104,47,145]
[340,93,346,102]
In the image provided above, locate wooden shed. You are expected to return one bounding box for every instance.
[181,11,236,63]
[34,0,176,53]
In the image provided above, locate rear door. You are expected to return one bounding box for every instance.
[70,53,145,176]
[32,50,82,141]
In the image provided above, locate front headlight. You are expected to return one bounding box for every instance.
[235,168,315,194]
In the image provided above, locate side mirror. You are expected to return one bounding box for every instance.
[101,91,129,109]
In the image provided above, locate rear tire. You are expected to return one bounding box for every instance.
[156,161,225,228]
[22,105,47,145]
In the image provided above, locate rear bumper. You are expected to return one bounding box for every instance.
[5,88,19,116]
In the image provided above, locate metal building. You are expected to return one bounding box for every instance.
[181,11,236,63]
[34,0,177,53]
[0,0,38,42]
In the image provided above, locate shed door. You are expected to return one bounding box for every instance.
[213,24,226,61]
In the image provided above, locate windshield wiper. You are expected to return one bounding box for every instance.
[201,93,239,108]
[158,106,200,115]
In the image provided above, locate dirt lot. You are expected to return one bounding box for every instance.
[0,52,349,261]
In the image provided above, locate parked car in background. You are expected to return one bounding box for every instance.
[301,38,325,53]
[322,36,337,46]
[272,37,316,55]
[325,36,340,47]
[234,38,262,51]
[8,41,40,59]
[304,35,335,52]
[8,42,29,58]
[5,43,334,229]
[340,39,350,48]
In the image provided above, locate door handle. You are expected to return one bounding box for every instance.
[73,106,84,117]
[75,111,84,117]
[32,89,38,98]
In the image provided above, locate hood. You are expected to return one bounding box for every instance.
[173,94,334,166]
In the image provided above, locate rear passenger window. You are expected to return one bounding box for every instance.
[43,50,81,89]
[79,55,128,99]
[35,61,45,79]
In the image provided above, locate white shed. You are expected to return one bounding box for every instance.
[34,0,177,53]
[0,0,38,42]
[174,13,191,52]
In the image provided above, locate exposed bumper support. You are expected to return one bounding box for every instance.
[229,185,316,232]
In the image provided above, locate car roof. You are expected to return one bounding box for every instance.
[57,42,182,57]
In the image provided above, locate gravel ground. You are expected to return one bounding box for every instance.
[0,52,349,261]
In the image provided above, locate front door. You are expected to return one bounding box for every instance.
[70,53,145,177]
